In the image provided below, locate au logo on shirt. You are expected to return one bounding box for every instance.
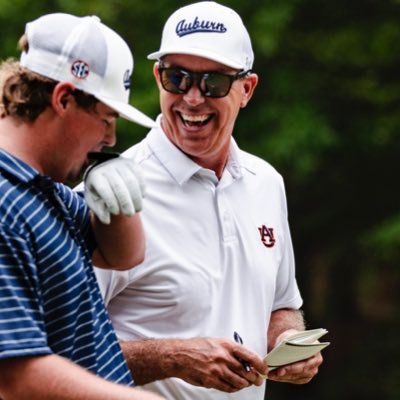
[258,225,276,248]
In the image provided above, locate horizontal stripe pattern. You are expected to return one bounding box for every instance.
[0,150,133,385]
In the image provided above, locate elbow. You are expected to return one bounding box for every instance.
[113,251,145,271]
[93,242,145,271]
[109,240,145,271]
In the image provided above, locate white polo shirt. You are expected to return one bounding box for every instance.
[95,118,303,399]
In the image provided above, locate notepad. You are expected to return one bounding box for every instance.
[264,328,330,371]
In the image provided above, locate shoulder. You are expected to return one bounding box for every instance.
[121,130,154,161]
[121,125,166,165]
[239,149,285,187]
[55,183,90,224]
[55,182,84,206]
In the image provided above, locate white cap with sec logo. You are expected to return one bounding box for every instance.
[21,13,155,128]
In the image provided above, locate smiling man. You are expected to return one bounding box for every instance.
[0,12,164,400]
[94,2,323,399]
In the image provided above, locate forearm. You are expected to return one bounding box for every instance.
[121,338,178,385]
[267,308,305,351]
[92,213,145,270]
[0,354,162,400]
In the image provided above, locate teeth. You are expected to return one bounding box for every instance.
[181,113,209,123]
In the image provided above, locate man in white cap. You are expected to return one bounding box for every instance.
[95,2,323,399]
[0,12,164,400]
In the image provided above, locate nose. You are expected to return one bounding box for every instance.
[104,120,117,147]
[182,84,206,107]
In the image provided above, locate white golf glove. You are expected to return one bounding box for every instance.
[84,156,145,225]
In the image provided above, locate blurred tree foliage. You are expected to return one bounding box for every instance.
[0,0,398,399]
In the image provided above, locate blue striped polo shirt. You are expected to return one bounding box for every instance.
[0,149,133,386]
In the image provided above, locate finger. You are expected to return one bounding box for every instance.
[231,363,264,387]
[84,192,111,224]
[94,204,111,225]
[118,168,143,213]
[224,360,259,389]
[267,363,318,384]
[232,346,268,377]
[88,174,120,215]
[217,374,249,393]
[107,171,135,216]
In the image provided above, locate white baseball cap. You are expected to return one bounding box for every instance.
[20,13,155,128]
[147,1,254,70]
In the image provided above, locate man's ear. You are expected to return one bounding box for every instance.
[153,62,162,90]
[51,82,76,115]
[240,73,258,108]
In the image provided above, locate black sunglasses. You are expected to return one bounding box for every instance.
[158,67,251,98]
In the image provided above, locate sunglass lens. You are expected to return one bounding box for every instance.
[162,69,190,94]
[204,73,231,97]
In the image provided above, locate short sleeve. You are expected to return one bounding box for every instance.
[272,178,303,311]
[0,225,52,359]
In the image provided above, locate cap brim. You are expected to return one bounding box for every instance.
[97,96,156,128]
[147,48,244,70]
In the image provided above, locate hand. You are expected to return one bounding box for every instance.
[84,157,145,224]
[266,352,323,384]
[169,337,268,393]
[266,328,324,384]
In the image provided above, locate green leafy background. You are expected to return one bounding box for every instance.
[1,0,398,398]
